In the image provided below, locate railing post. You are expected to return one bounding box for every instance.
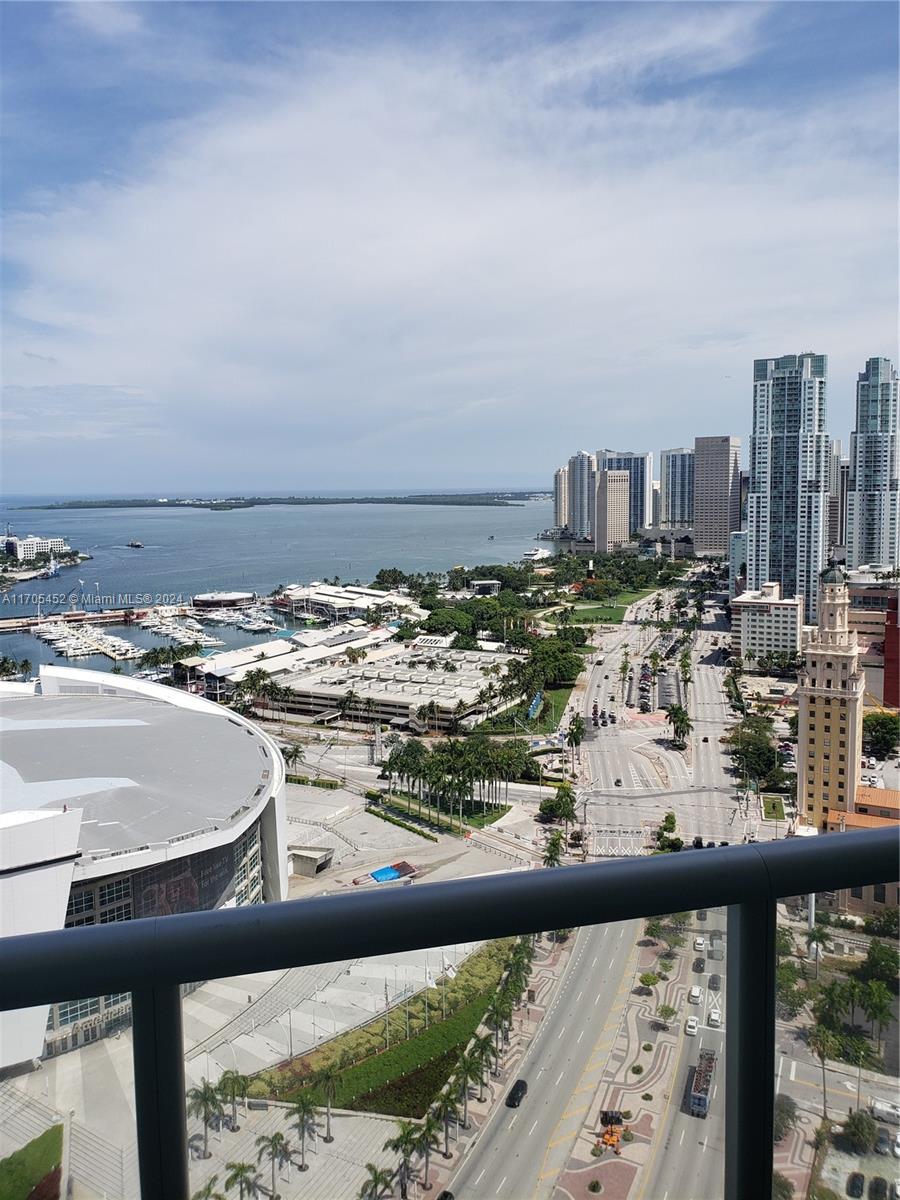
[131,985,189,1200]
[725,899,776,1200]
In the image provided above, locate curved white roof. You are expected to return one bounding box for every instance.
[0,679,276,861]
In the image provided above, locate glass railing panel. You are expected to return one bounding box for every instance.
[0,995,139,1200]
[772,887,899,1200]
[178,911,727,1200]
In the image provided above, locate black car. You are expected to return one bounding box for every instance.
[609,713,617,724]
[437,1193,455,1200]
[697,909,707,921]
[614,777,623,787]
[601,718,608,726]
[693,836,704,849]
[709,973,721,991]
[506,1079,528,1107]
[694,957,706,973]
[869,1179,888,1200]
[702,735,709,742]
[876,1127,892,1155]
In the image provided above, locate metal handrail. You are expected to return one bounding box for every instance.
[1,826,897,1200]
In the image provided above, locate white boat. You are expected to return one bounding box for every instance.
[523,546,551,561]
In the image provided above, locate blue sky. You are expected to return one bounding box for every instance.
[2,2,897,494]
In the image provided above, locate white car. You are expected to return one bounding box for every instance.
[708,1009,722,1027]
[685,1016,699,1035]
[693,937,705,951]
[689,986,703,1004]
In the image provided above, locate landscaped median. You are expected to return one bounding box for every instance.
[0,1124,63,1200]
[250,940,515,1117]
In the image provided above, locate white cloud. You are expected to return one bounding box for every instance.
[2,6,897,491]
[65,2,145,39]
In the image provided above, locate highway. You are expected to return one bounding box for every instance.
[450,919,639,1200]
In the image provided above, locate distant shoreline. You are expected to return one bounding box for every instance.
[20,492,546,512]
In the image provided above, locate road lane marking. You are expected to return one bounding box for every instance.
[576,991,583,1002]
[496,1177,507,1194]
[701,1137,708,1153]
[679,1129,685,1145]
[790,1060,797,1082]
[555,1071,564,1086]
[475,1169,485,1186]
[577,1030,584,1043]
[508,1114,518,1129]
[528,1120,538,1136]
[558,1027,566,1039]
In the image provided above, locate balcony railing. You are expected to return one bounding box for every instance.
[2,826,897,1200]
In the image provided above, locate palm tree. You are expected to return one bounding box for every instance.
[217,1069,248,1131]
[314,1062,341,1143]
[432,1092,459,1159]
[555,781,577,841]
[863,980,893,1052]
[255,1132,289,1200]
[282,744,304,775]
[223,1161,261,1200]
[472,1032,495,1098]
[454,1051,481,1128]
[808,1026,839,1119]
[805,924,833,979]
[844,976,864,1030]
[384,1119,419,1200]
[666,703,693,748]
[358,1162,394,1200]
[192,1177,227,1200]
[416,1112,441,1191]
[186,1079,224,1159]
[287,1093,318,1171]
[542,829,564,868]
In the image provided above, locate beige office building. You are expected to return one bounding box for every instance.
[797,565,865,831]
[595,470,630,554]
[694,435,741,556]
[729,581,804,660]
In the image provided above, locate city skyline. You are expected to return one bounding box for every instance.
[1,2,897,493]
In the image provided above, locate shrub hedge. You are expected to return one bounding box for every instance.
[368,808,439,842]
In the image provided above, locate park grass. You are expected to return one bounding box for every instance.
[465,805,511,828]
[762,796,786,821]
[0,1125,63,1200]
[255,940,513,1107]
[478,683,574,734]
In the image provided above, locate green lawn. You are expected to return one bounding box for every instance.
[565,588,658,625]
[0,1125,63,1200]
[762,796,786,821]
[479,683,574,734]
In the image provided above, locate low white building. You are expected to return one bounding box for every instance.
[5,534,72,561]
[730,581,805,660]
[276,582,427,626]
[279,645,517,730]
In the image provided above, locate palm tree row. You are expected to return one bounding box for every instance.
[139,641,203,677]
[369,936,536,1198]
[384,734,537,829]
[188,1063,340,1199]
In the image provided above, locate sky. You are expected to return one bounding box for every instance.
[1,1,897,495]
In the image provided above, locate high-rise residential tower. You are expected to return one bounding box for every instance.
[693,436,741,557]
[846,357,900,569]
[553,465,569,530]
[596,450,652,532]
[827,439,844,553]
[566,451,596,540]
[595,470,630,554]
[747,353,830,622]
[796,565,865,830]
[658,447,694,527]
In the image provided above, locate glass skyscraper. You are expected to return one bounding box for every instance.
[747,353,830,622]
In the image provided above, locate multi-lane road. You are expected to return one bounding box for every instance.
[450,920,639,1200]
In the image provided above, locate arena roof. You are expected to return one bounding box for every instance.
[0,691,275,859]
